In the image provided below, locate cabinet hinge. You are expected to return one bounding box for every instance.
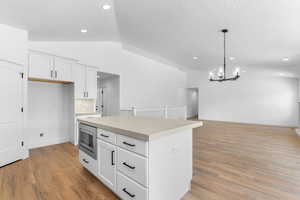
[21,107,24,112]
[21,141,24,147]
[20,72,24,79]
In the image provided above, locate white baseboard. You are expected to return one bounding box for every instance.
[28,137,70,149]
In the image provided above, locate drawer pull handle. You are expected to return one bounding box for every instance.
[122,188,135,198]
[100,134,109,138]
[123,141,136,147]
[111,150,115,166]
[83,159,89,164]
[123,162,135,169]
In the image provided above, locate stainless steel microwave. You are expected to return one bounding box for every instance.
[79,123,97,159]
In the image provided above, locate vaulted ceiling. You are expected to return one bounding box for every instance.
[0,0,300,72]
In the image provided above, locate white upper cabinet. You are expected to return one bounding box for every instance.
[28,51,75,82]
[72,64,98,99]
[72,64,86,98]
[29,50,98,99]
[29,53,53,80]
[86,67,97,99]
[54,57,72,82]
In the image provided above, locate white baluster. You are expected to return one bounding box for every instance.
[164,105,168,119]
[132,106,137,116]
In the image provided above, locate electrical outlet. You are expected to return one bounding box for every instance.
[40,133,44,137]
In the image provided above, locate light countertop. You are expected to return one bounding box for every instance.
[75,112,101,116]
[78,116,203,141]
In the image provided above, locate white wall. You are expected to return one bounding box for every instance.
[27,81,72,148]
[186,88,198,118]
[98,75,120,116]
[28,42,187,109]
[0,24,28,65]
[187,69,299,127]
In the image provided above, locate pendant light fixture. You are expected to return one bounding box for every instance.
[209,29,240,82]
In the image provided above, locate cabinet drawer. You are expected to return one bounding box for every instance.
[117,148,148,187]
[117,172,147,200]
[79,150,97,176]
[117,135,148,156]
[97,129,116,144]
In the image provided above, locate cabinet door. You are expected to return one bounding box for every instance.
[72,64,86,98]
[54,57,73,82]
[86,67,97,99]
[29,53,53,80]
[98,140,116,191]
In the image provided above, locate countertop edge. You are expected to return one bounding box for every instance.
[78,119,203,141]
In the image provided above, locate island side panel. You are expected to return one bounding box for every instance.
[148,129,193,200]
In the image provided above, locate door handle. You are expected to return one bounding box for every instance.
[87,91,88,97]
[111,150,115,166]
[50,70,53,78]
[55,70,57,79]
[122,188,135,198]
[82,158,89,164]
[122,162,135,169]
[100,134,109,138]
[123,141,136,147]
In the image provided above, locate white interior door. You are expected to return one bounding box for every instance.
[0,61,23,167]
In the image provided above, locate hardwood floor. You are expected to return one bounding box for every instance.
[0,143,118,200]
[187,120,300,200]
[1,121,300,200]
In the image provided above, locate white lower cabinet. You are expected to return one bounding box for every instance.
[117,172,147,200]
[117,148,148,187]
[97,140,117,191]
[79,150,97,177]
[82,127,192,200]
[97,128,148,199]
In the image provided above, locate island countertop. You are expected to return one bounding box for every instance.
[78,116,203,141]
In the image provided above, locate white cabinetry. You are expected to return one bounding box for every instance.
[86,67,97,99]
[28,51,74,82]
[72,64,86,98]
[79,150,98,177]
[29,53,53,80]
[54,57,72,82]
[98,140,117,191]
[72,64,97,99]
[96,128,149,200]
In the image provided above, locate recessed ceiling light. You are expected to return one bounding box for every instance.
[193,56,198,60]
[102,4,111,10]
[81,29,87,33]
[229,57,235,61]
[279,73,285,76]
[282,57,289,62]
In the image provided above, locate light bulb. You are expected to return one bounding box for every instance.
[209,72,214,79]
[234,67,240,76]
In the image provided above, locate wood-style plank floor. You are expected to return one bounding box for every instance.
[1,120,300,200]
[186,120,300,200]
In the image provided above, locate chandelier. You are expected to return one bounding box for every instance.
[209,29,240,82]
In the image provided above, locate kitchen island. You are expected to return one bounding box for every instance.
[78,116,202,200]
